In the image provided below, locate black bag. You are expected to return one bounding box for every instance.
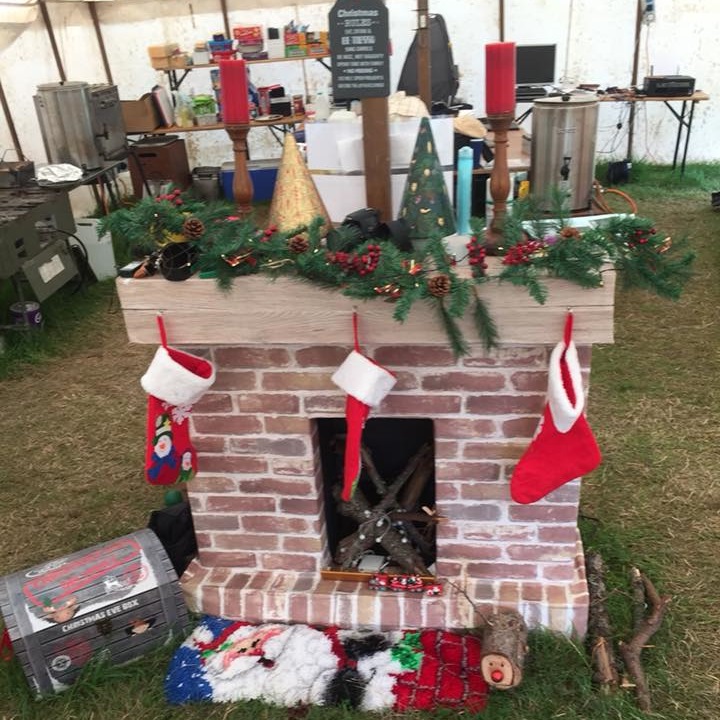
[148,501,197,577]
[397,14,460,106]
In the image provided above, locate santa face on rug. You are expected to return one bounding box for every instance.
[165,617,488,713]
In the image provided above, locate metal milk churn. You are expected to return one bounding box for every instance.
[530,94,599,212]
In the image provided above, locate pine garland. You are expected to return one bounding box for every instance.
[100,191,696,357]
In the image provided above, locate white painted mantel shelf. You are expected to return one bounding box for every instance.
[115,260,616,347]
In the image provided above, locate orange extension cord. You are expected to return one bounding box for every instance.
[591,180,639,215]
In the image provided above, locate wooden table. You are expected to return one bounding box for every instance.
[599,91,709,173]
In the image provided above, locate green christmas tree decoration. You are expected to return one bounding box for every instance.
[398,117,456,240]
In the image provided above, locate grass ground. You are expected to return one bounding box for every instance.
[0,164,718,718]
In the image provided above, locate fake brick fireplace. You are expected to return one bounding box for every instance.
[117,265,615,637]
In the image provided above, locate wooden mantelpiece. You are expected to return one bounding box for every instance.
[115,261,615,347]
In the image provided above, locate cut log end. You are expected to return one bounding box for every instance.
[481,610,528,689]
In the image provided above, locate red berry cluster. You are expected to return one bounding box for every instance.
[502,239,544,266]
[155,188,183,206]
[260,224,278,242]
[627,226,657,249]
[326,244,381,276]
[466,235,488,277]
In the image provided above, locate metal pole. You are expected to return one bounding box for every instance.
[38,0,66,82]
[499,0,505,41]
[87,1,113,84]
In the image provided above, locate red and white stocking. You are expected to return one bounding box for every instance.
[141,315,215,486]
[331,314,396,501]
[510,313,601,504]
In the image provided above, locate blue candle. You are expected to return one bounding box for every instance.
[456,146,473,235]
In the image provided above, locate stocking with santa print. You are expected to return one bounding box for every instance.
[141,315,216,486]
[510,312,601,504]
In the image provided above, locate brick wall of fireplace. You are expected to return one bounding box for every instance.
[179,341,592,637]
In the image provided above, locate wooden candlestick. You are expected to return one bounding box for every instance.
[486,112,514,253]
[225,124,253,216]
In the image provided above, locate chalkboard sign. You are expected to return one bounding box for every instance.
[329,0,390,100]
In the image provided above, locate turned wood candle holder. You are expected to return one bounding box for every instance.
[225,123,253,216]
[486,112,515,253]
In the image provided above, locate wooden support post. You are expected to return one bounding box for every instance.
[486,112,514,251]
[225,124,253,217]
[219,0,231,41]
[417,0,431,110]
[627,0,644,160]
[38,0,66,82]
[0,79,23,161]
[362,96,392,221]
[87,1,113,84]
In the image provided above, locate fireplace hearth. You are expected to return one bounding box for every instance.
[116,268,615,636]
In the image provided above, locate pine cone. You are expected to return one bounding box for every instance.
[427,273,451,298]
[288,235,309,253]
[182,217,205,239]
[559,226,581,239]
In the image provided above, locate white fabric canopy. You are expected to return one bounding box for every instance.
[0,0,38,51]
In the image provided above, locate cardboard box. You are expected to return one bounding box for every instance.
[147,43,179,59]
[284,31,306,46]
[233,25,263,45]
[121,94,161,134]
[150,53,190,70]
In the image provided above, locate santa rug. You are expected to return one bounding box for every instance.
[165,616,488,712]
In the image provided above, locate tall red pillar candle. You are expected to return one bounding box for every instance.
[219,59,250,124]
[485,42,516,115]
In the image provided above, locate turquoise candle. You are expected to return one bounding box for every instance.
[456,145,473,235]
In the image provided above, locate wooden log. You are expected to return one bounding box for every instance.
[618,570,671,713]
[480,610,529,689]
[397,443,433,511]
[585,550,620,691]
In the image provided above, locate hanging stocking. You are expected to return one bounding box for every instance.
[331,313,396,501]
[510,312,601,504]
[141,315,216,486]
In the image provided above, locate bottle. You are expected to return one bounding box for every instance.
[314,88,330,121]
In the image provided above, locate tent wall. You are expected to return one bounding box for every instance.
[0,0,716,175]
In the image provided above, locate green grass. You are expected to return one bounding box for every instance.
[1,164,720,718]
[0,280,119,380]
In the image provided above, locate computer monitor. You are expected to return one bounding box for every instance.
[515,45,556,87]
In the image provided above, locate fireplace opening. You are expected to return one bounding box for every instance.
[316,418,436,576]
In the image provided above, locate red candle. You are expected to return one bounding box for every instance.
[219,59,250,124]
[485,42,516,115]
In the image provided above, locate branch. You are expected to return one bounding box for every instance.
[618,570,671,713]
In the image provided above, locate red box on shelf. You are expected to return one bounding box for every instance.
[233,26,263,45]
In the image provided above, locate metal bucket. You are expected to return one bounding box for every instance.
[9,301,42,328]
[34,82,102,169]
[530,95,599,212]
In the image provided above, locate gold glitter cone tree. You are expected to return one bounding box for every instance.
[269,133,332,236]
[398,117,456,239]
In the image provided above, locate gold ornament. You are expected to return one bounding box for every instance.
[374,283,402,300]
